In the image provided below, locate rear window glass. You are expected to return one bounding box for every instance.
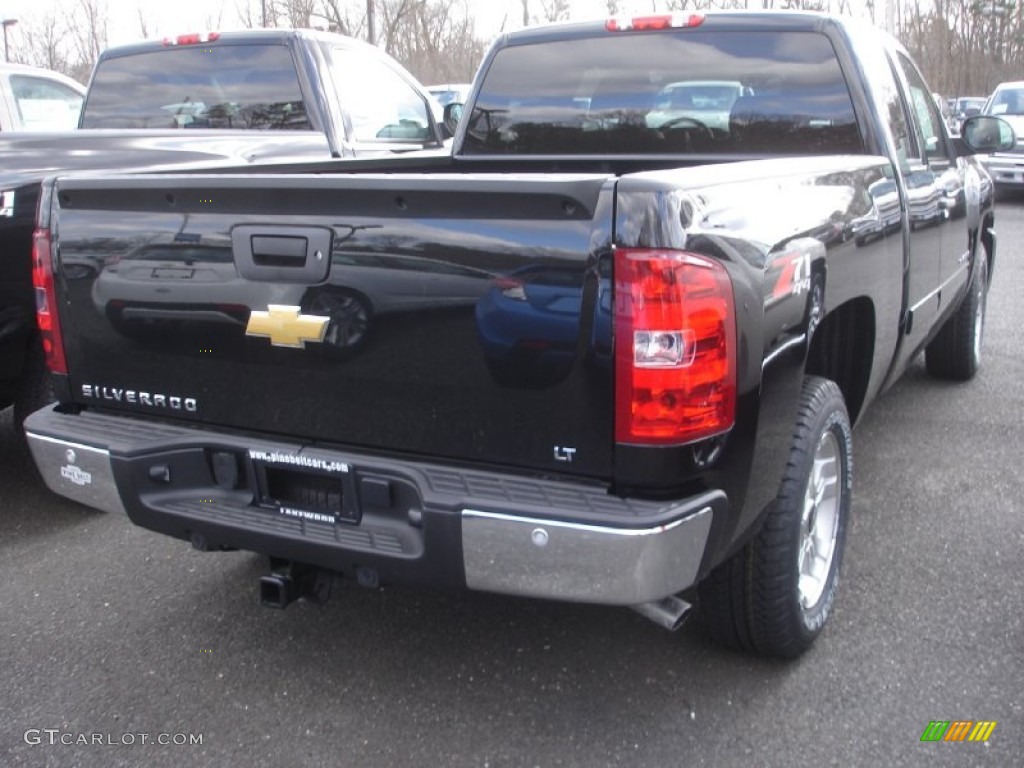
[81,44,313,130]
[463,30,861,156]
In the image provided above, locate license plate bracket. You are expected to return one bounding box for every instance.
[253,457,359,525]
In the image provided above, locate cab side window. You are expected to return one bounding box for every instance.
[329,48,432,143]
[895,53,949,164]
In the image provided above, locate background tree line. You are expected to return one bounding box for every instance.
[6,0,1020,98]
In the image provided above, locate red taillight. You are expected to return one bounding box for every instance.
[31,228,67,375]
[162,32,221,46]
[606,13,705,32]
[614,248,735,445]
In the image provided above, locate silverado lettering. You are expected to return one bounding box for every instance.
[23,11,1015,659]
[80,385,198,412]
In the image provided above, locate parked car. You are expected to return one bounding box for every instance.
[949,96,986,134]
[426,83,472,106]
[475,261,612,387]
[0,63,83,131]
[978,81,1024,188]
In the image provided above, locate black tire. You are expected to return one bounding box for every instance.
[699,376,853,658]
[925,254,988,381]
[12,336,55,441]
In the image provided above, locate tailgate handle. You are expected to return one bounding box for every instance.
[251,235,308,266]
[231,225,332,283]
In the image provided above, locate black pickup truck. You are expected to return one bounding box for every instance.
[0,28,451,432]
[23,12,1013,658]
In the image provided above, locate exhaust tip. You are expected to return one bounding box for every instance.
[630,595,693,632]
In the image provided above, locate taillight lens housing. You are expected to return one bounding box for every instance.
[614,248,735,445]
[32,227,67,375]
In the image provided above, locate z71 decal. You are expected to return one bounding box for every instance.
[771,251,812,301]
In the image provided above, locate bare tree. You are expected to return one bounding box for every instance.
[312,0,367,35]
[69,0,109,82]
[538,0,570,21]
[137,7,151,39]
[238,0,286,27]
[376,0,418,52]
[371,0,486,83]
[10,11,77,77]
[899,0,1022,95]
[284,0,318,27]
[203,3,228,31]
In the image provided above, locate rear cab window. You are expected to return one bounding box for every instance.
[81,44,313,130]
[462,28,863,156]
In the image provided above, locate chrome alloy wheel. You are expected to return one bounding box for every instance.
[798,430,842,609]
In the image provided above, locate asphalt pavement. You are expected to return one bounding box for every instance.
[1,201,1022,768]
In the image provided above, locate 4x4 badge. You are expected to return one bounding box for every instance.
[246,305,329,348]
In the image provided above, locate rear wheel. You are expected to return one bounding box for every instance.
[12,336,54,445]
[699,376,853,658]
[925,253,987,381]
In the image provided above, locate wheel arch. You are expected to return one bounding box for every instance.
[303,284,375,316]
[804,296,875,425]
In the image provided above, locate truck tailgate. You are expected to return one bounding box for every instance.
[52,173,615,479]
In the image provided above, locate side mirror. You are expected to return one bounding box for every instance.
[960,115,1016,154]
[443,102,464,139]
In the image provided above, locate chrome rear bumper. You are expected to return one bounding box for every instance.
[27,431,126,515]
[462,508,712,605]
[25,406,719,606]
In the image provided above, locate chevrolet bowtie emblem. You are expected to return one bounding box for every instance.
[245,305,329,348]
